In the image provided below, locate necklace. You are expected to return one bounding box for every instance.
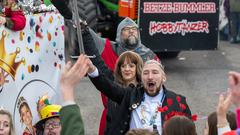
[140,94,165,126]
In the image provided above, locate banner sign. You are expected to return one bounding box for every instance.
[0,12,65,134]
[138,0,219,51]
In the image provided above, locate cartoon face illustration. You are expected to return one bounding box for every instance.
[14,80,58,134]
[17,97,36,135]
[19,103,33,126]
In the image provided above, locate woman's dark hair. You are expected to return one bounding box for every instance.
[207,111,236,135]
[163,115,197,135]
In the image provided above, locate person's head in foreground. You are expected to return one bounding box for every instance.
[35,96,62,135]
[125,128,156,135]
[163,115,197,135]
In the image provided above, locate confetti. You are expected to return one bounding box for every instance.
[35,41,40,52]
[21,73,24,80]
[52,41,56,47]
[31,65,35,72]
[35,65,39,72]
[20,31,24,41]
[39,16,43,23]
[27,36,31,43]
[30,18,35,29]
[28,65,32,73]
[49,16,53,23]
[36,25,43,39]
[47,32,51,41]
[58,54,63,61]
[30,49,33,53]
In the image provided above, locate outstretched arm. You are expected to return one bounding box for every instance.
[229,71,240,107]
[229,71,240,129]
[217,71,240,135]
[88,29,106,54]
[51,0,87,21]
[216,92,232,135]
[51,0,110,76]
[87,60,127,104]
[83,29,114,80]
[51,0,73,19]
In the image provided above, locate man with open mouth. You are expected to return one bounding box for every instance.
[85,57,192,135]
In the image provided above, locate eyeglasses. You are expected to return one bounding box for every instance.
[44,122,61,130]
[122,27,138,32]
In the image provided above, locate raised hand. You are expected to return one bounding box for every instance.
[216,92,232,127]
[86,57,96,74]
[60,54,90,102]
[229,71,240,107]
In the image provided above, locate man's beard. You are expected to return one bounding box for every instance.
[145,85,161,97]
[124,35,138,50]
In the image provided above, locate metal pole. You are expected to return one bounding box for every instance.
[72,0,85,54]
